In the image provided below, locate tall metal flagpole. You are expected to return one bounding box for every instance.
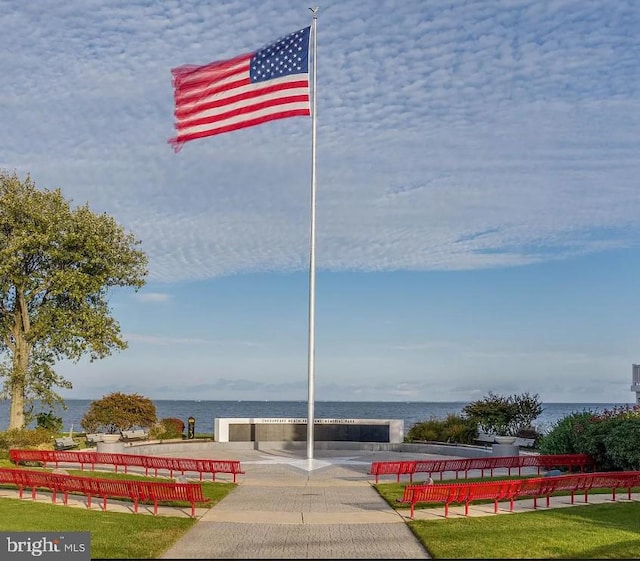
[306,7,319,461]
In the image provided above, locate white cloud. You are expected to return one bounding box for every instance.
[2,0,638,282]
[1,0,639,405]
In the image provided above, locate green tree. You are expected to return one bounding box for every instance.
[462,391,543,436]
[0,171,148,429]
[81,392,157,434]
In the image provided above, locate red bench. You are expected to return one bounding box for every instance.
[369,454,594,483]
[9,449,245,483]
[396,481,464,519]
[0,467,56,501]
[0,467,210,517]
[368,461,417,483]
[396,471,640,518]
[140,480,209,517]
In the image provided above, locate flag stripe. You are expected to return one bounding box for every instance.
[171,108,311,146]
[175,76,251,107]
[176,93,310,131]
[172,55,251,92]
[174,61,251,105]
[169,27,311,150]
[175,78,309,120]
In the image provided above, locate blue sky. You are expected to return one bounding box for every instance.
[2,0,639,403]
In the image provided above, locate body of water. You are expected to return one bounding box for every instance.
[0,400,633,436]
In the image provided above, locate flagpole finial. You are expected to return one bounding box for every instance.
[310,6,319,17]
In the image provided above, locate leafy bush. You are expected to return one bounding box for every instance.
[81,392,157,434]
[539,405,640,470]
[0,428,57,451]
[35,411,63,432]
[406,414,477,444]
[462,392,543,437]
[603,418,640,470]
[150,417,185,440]
[538,411,593,455]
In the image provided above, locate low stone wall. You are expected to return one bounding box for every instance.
[127,439,496,458]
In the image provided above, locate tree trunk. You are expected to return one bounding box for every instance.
[8,301,30,430]
[8,377,26,430]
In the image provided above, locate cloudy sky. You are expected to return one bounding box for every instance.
[2,0,639,403]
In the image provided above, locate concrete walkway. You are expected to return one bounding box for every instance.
[161,448,431,559]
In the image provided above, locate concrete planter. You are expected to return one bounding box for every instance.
[494,436,517,445]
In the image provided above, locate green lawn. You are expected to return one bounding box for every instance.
[0,498,196,559]
[373,476,640,558]
[409,502,640,559]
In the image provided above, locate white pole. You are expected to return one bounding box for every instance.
[307,6,319,461]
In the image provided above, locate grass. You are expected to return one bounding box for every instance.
[373,475,640,558]
[0,498,196,559]
[409,502,640,559]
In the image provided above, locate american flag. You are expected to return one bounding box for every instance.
[169,27,311,151]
